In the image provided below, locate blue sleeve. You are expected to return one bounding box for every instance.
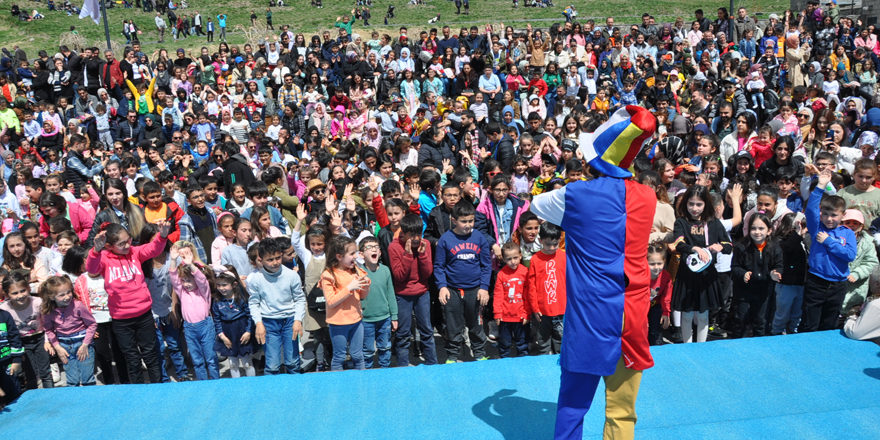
[806,187,823,239]
[825,228,858,262]
[479,234,492,290]
[211,302,223,335]
[433,235,448,289]
[241,296,255,332]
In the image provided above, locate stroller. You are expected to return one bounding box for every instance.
[385,4,394,18]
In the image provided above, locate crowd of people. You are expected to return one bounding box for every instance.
[1,0,880,408]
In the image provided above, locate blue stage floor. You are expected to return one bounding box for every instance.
[2,331,879,439]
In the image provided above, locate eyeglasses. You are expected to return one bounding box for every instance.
[492,187,510,194]
[815,162,833,168]
[363,245,380,251]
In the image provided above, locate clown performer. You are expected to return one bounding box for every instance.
[531,106,657,440]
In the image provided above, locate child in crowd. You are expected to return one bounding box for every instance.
[800,169,856,332]
[526,221,566,354]
[221,217,255,280]
[434,202,492,362]
[212,265,255,378]
[169,242,219,380]
[0,272,52,389]
[771,213,808,335]
[321,235,371,371]
[647,244,672,346]
[248,238,306,374]
[494,242,530,358]
[41,276,97,387]
[839,209,878,315]
[731,213,783,338]
[358,237,397,369]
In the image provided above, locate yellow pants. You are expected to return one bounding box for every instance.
[555,356,643,440]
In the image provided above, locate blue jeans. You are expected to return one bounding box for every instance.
[363,318,392,369]
[497,321,529,358]
[772,284,804,335]
[329,321,365,371]
[58,337,95,386]
[183,317,220,380]
[156,315,189,382]
[395,292,437,366]
[263,317,301,374]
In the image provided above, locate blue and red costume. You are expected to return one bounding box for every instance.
[532,106,657,440]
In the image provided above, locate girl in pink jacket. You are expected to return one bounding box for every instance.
[85,220,171,384]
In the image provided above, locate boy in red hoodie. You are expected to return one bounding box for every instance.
[494,242,530,358]
[387,214,437,366]
[527,221,566,355]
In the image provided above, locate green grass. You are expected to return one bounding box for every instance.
[1,0,790,56]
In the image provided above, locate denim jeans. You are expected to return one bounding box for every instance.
[263,317,301,374]
[363,318,391,369]
[58,337,95,386]
[329,321,365,371]
[183,317,220,380]
[772,284,804,335]
[395,292,437,366]
[497,321,529,358]
[156,315,189,382]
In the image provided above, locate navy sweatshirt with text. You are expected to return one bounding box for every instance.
[434,229,493,290]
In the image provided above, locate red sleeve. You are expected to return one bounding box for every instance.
[418,240,433,280]
[168,202,185,243]
[372,195,389,228]
[39,216,49,238]
[661,271,672,316]
[408,202,420,216]
[132,234,168,264]
[388,241,412,282]
[73,204,94,244]
[493,271,505,320]
[526,261,538,315]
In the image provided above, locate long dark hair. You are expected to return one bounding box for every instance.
[211,264,247,303]
[100,178,146,239]
[2,232,35,270]
[772,212,800,241]
[61,246,88,277]
[676,184,715,223]
[743,212,775,247]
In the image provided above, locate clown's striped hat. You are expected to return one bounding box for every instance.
[577,106,657,179]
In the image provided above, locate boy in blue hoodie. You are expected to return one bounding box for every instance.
[801,169,857,332]
[434,202,492,362]
[247,238,306,374]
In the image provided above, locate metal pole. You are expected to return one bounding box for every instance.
[729,0,735,44]
[100,0,112,50]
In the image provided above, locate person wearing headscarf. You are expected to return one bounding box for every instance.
[396,47,415,73]
[855,130,879,160]
[785,35,809,88]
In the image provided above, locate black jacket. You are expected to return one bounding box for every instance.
[221,153,255,196]
[489,133,516,173]
[777,232,808,286]
[731,239,784,298]
[418,136,456,169]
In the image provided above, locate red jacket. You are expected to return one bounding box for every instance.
[388,235,432,296]
[85,233,167,319]
[526,250,567,316]
[372,194,420,228]
[494,264,530,321]
[651,269,672,316]
[141,200,185,243]
[39,201,95,244]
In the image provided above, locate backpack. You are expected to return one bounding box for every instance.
[306,284,326,313]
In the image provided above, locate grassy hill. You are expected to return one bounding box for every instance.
[2,0,789,56]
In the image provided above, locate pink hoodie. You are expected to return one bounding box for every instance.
[85,233,167,320]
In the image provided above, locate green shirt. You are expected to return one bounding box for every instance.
[359,263,398,323]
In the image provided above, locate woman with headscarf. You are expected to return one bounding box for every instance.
[855,130,879,161]
[308,104,332,135]
[363,121,389,151]
[396,47,415,73]
[808,61,824,87]
[785,35,810,88]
